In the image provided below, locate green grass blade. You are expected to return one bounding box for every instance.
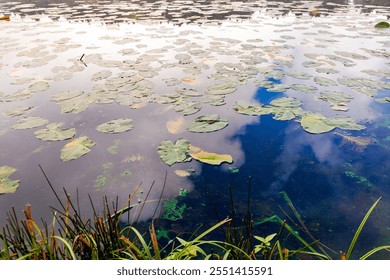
[346,197,381,260]
[53,236,77,260]
[129,227,152,259]
[359,245,390,260]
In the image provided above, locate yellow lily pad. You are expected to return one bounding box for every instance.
[189,145,233,165]
[60,136,96,161]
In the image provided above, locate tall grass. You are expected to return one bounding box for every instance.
[0,169,389,260]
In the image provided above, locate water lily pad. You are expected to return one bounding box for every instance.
[28,81,50,93]
[91,70,112,81]
[187,114,228,133]
[158,138,191,166]
[0,166,20,194]
[234,100,273,116]
[174,169,192,177]
[286,71,312,80]
[327,116,365,131]
[35,123,76,141]
[206,83,237,95]
[4,106,34,117]
[300,113,336,134]
[314,76,338,87]
[12,116,49,130]
[291,84,317,93]
[375,22,390,28]
[317,91,352,108]
[51,90,84,102]
[57,95,94,114]
[60,136,96,161]
[270,97,302,108]
[96,118,134,134]
[188,145,233,165]
[376,97,390,103]
[173,101,202,116]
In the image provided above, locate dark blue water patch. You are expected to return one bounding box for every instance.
[254,79,284,104]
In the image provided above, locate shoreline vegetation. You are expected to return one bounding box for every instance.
[1,171,389,260]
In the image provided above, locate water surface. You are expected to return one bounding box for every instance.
[1,0,390,259]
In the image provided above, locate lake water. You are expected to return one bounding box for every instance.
[1,0,390,259]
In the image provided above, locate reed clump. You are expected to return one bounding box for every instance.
[1,170,389,260]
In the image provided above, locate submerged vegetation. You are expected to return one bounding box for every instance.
[1,173,389,260]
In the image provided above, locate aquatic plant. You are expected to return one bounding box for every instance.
[375,21,390,28]
[0,166,20,194]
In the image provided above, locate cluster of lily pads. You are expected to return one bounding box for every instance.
[233,97,365,134]
[1,1,390,197]
[158,138,233,166]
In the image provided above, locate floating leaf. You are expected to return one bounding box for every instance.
[4,106,34,117]
[174,169,192,177]
[35,123,76,141]
[91,70,112,81]
[96,118,134,134]
[12,116,48,130]
[28,81,50,93]
[317,91,353,108]
[300,113,364,134]
[375,22,390,28]
[60,136,96,161]
[314,76,338,87]
[376,97,390,103]
[189,145,233,165]
[234,100,273,116]
[187,114,228,133]
[206,83,237,95]
[0,166,20,194]
[51,90,84,102]
[300,113,336,134]
[286,71,312,80]
[158,138,191,166]
[173,101,202,116]
[57,95,93,114]
[327,116,365,131]
[270,97,302,108]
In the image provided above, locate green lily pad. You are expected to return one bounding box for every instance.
[57,95,93,114]
[234,100,273,116]
[291,84,317,93]
[12,116,49,130]
[314,76,338,87]
[96,118,134,134]
[300,113,336,134]
[28,81,50,93]
[0,166,20,194]
[375,22,390,28]
[158,138,191,166]
[327,116,365,131]
[173,102,202,116]
[270,97,302,108]
[317,91,352,107]
[206,83,237,95]
[187,114,228,133]
[51,90,84,102]
[4,106,34,117]
[60,136,96,161]
[376,97,390,103]
[272,109,298,121]
[189,145,233,165]
[34,123,76,141]
[286,71,312,80]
